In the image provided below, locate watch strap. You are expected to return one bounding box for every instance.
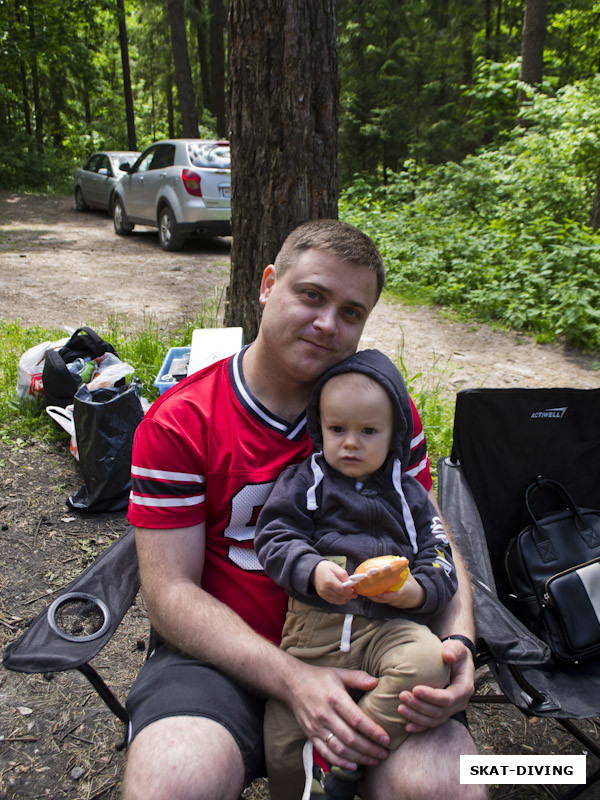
[442,634,477,663]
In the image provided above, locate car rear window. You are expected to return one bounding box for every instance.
[112,155,135,171]
[188,142,230,169]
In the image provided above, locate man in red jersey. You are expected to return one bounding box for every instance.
[123,220,484,800]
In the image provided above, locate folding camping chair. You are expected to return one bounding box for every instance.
[3,327,244,730]
[438,387,600,799]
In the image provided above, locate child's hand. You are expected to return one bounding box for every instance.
[368,572,425,609]
[313,560,357,605]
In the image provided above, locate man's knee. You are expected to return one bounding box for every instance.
[391,770,488,800]
[122,716,245,800]
[361,719,486,800]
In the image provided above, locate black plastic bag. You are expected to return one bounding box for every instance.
[43,326,119,408]
[67,379,144,513]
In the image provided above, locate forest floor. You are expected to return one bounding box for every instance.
[1,192,599,799]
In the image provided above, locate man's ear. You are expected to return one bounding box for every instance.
[259,265,276,306]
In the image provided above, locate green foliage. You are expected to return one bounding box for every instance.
[461,58,521,140]
[341,78,600,351]
[337,0,600,184]
[3,1,600,193]
[0,0,220,192]
[0,133,76,192]
[397,353,454,488]
[337,0,485,184]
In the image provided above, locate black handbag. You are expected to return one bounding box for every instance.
[504,477,600,662]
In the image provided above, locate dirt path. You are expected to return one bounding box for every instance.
[363,299,599,392]
[2,192,597,394]
[1,194,599,800]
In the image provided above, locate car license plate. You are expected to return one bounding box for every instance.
[220,186,231,198]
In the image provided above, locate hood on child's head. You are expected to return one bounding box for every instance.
[306,349,414,472]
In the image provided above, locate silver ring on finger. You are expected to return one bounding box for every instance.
[325,732,334,745]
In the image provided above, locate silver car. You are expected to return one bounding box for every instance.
[74,151,140,213]
[111,139,231,251]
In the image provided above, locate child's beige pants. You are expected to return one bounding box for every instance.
[265,598,450,800]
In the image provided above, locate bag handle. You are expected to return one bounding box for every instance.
[46,404,75,436]
[59,327,118,360]
[525,476,595,554]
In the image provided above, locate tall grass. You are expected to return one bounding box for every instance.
[396,353,455,487]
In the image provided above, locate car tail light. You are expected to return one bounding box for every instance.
[182,169,202,196]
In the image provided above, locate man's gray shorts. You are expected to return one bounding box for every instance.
[126,645,267,785]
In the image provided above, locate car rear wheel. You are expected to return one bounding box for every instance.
[75,187,88,212]
[113,197,134,235]
[158,206,184,251]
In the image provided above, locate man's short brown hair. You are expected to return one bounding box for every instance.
[274,219,385,299]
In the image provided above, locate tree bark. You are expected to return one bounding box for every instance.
[226,0,339,341]
[209,0,227,137]
[519,0,547,107]
[116,0,137,150]
[193,0,212,112]
[48,60,64,147]
[590,164,600,232]
[167,0,200,137]
[14,0,32,136]
[494,0,502,62]
[166,73,176,139]
[27,0,43,152]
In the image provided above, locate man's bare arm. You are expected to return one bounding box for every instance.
[135,525,391,769]
[396,490,476,732]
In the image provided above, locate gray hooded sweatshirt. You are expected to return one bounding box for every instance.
[255,349,457,622]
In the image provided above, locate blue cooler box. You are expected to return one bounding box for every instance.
[153,347,191,395]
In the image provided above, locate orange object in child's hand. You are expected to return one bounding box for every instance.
[349,555,410,597]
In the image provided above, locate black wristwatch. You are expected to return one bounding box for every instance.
[442,634,477,664]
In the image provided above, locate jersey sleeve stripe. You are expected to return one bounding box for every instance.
[129,493,206,508]
[406,455,429,478]
[131,465,204,483]
[131,475,205,497]
[410,430,425,448]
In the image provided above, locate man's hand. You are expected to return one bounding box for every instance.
[397,638,475,733]
[313,560,356,605]
[287,661,391,771]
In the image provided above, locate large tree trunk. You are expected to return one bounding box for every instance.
[166,72,175,138]
[193,0,212,112]
[14,0,32,136]
[226,0,339,341]
[209,0,227,137]
[116,0,137,150]
[590,164,600,232]
[167,0,199,138]
[27,0,43,152]
[494,0,502,62]
[519,0,547,107]
[48,60,64,147]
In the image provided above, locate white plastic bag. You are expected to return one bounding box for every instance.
[86,352,136,391]
[45,404,78,460]
[16,337,70,403]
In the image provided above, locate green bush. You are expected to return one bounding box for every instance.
[341,77,600,351]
